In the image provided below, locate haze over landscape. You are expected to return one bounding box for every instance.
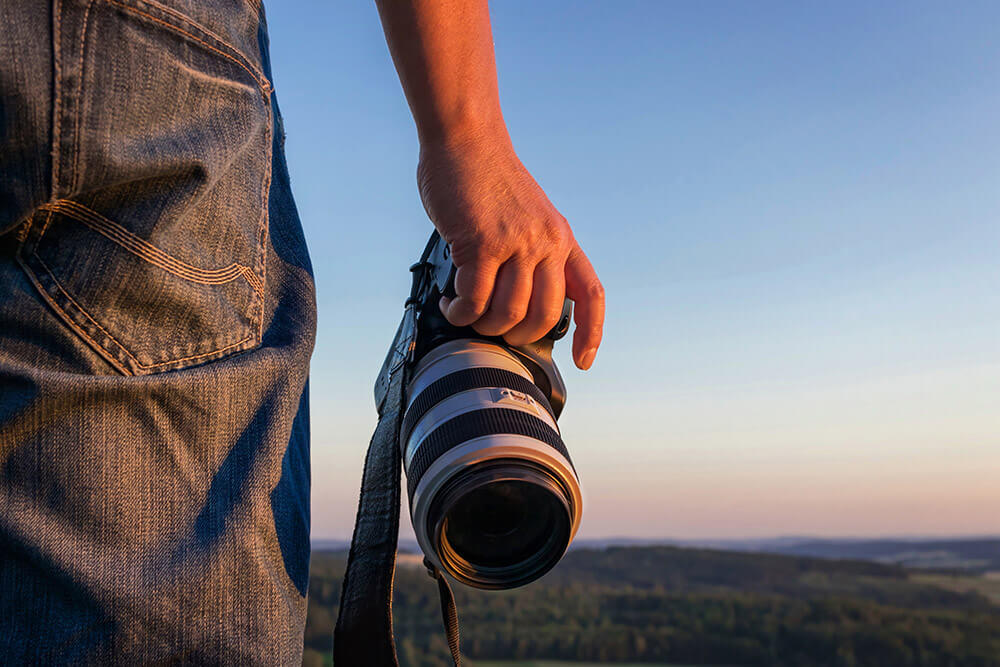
[264,1,1000,541]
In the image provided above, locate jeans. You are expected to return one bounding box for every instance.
[0,0,317,663]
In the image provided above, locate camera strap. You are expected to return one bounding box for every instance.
[332,348,406,666]
[334,237,462,666]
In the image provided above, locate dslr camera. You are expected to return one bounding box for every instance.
[376,231,582,589]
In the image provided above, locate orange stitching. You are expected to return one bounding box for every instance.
[256,104,273,341]
[240,266,264,294]
[33,253,142,366]
[17,255,132,375]
[34,252,254,371]
[72,0,98,193]
[46,202,248,281]
[41,201,264,294]
[139,334,253,368]
[105,0,271,94]
[39,209,55,238]
[51,202,246,281]
[125,0,264,72]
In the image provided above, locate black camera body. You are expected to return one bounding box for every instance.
[413,234,570,415]
[377,232,582,590]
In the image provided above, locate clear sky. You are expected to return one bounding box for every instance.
[264,1,1000,540]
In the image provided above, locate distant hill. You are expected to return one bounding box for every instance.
[315,535,1000,572]
[565,537,1000,573]
[739,537,1000,573]
[303,544,1000,667]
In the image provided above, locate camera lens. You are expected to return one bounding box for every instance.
[404,339,582,589]
[429,462,572,587]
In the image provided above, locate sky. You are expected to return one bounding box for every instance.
[263,1,1000,540]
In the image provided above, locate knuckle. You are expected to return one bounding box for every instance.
[454,239,500,269]
[535,218,571,257]
[501,303,527,323]
[547,216,573,247]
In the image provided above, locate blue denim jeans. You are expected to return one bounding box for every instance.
[0,0,317,663]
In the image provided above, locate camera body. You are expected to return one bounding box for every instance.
[377,232,582,590]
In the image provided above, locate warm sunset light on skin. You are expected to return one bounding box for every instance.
[267,2,1000,541]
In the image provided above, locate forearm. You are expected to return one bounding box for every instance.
[374,0,508,147]
[375,0,605,368]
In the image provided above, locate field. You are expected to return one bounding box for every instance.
[303,546,1000,666]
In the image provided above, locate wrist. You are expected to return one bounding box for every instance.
[418,109,511,155]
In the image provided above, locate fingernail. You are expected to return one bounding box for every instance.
[580,348,597,370]
[439,296,451,312]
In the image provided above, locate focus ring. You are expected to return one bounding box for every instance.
[406,407,574,505]
[402,367,555,451]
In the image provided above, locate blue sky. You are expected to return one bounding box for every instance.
[264,1,1000,539]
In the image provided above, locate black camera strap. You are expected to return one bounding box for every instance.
[334,237,462,666]
[332,351,406,666]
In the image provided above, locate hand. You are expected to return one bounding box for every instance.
[417,130,605,370]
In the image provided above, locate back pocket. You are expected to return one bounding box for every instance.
[18,0,272,375]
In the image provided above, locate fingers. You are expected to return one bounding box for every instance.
[469,258,533,338]
[439,257,499,327]
[503,259,565,346]
[564,244,605,370]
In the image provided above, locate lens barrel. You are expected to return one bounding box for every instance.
[403,339,582,589]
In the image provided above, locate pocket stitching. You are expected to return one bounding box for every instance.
[17,260,133,375]
[105,0,272,94]
[32,252,258,372]
[19,209,259,374]
[41,201,264,295]
[17,211,135,374]
[33,253,144,371]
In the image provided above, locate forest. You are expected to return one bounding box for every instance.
[302,545,1000,666]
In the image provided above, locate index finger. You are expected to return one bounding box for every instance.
[440,256,500,327]
[564,244,605,370]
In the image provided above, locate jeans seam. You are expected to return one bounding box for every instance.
[243,0,262,24]
[17,255,135,373]
[256,107,272,343]
[34,253,142,369]
[16,212,135,374]
[51,0,64,195]
[70,0,98,194]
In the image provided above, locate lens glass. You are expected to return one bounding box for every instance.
[443,480,565,569]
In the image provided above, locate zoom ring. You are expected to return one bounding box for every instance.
[406,407,574,505]
[402,366,556,450]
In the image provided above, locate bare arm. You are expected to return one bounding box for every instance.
[376,0,604,369]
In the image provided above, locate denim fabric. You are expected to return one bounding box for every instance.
[0,0,317,663]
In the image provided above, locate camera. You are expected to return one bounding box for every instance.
[377,232,582,590]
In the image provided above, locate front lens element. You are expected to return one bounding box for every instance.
[445,480,562,568]
[429,461,573,588]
